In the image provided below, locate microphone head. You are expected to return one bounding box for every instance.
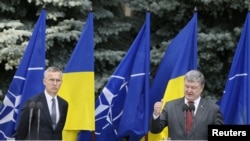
[189,104,195,111]
[36,102,43,109]
[182,104,188,111]
[29,101,36,108]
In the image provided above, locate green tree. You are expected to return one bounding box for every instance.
[124,0,250,101]
[0,0,134,101]
[1,0,250,103]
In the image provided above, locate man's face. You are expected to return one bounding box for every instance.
[43,71,62,96]
[184,80,204,101]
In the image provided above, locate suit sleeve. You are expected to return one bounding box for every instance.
[150,103,168,133]
[214,106,224,125]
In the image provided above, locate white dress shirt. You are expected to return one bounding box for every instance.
[44,90,60,123]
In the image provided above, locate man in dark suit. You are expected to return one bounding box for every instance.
[150,70,224,140]
[17,66,68,140]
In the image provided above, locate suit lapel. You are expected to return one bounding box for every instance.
[176,98,186,133]
[39,93,54,128]
[57,97,63,123]
[192,98,207,131]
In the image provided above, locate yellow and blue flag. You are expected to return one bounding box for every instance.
[95,12,150,141]
[58,12,95,141]
[218,11,250,124]
[0,9,46,140]
[146,11,198,141]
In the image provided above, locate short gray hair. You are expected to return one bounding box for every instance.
[44,66,62,78]
[184,70,205,85]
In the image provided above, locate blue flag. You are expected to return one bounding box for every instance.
[58,12,95,141]
[118,12,150,141]
[218,11,250,124]
[77,131,92,141]
[95,12,150,141]
[0,9,46,140]
[146,11,198,140]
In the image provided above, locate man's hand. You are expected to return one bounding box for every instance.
[153,99,163,116]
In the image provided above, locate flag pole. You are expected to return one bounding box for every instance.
[90,6,95,141]
[194,6,197,12]
[145,8,149,141]
[92,131,95,141]
[145,134,148,141]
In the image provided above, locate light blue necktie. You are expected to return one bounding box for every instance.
[51,98,57,130]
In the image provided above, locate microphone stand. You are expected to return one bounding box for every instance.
[182,104,188,138]
[189,104,195,140]
[192,110,195,140]
[184,110,187,138]
[36,102,43,140]
[28,101,36,140]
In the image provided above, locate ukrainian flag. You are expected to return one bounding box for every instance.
[58,12,95,141]
[146,11,198,141]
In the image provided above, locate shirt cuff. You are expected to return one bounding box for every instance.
[153,114,159,119]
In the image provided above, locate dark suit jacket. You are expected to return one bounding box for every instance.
[16,92,68,140]
[150,97,224,140]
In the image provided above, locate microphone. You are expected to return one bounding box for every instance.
[182,103,188,137]
[28,101,36,139]
[182,103,189,111]
[189,104,195,119]
[36,102,43,140]
[189,104,195,113]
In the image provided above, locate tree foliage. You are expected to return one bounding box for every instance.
[1,0,249,102]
